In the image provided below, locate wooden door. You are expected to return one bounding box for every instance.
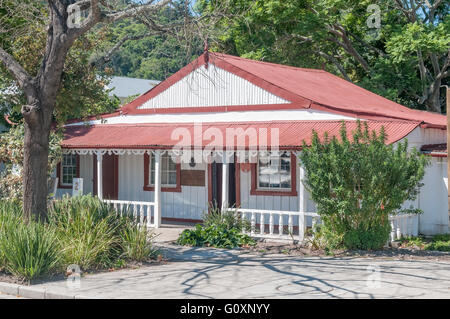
[93,154,119,200]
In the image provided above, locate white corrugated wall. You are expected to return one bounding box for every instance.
[138,65,289,109]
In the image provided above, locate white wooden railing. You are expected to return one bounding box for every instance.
[229,208,321,241]
[103,200,157,228]
[389,213,419,242]
[230,208,419,243]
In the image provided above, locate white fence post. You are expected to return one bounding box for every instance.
[96,153,103,200]
[154,150,162,228]
[298,164,307,241]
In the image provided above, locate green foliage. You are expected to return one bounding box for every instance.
[0,195,157,281]
[299,121,429,250]
[48,195,156,269]
[48,195,124,270]
[342,223,391,250]
[0,203,60,281]
[178,208,255,249]
[96,3,203,81]
[201,0,449,112]
[203,206,251,232]
[0,124,62,201]
[120,222,157,262]
[177,224,255,249]
[402,234,450,252]
[0,1,119,124]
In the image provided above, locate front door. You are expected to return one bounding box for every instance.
[210,162,222,210]
[209,162,237,210]
[94,154,119,200]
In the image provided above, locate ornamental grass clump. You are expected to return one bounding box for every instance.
[299,121,429,250]
[48,195,123,270]
[0,201,60,281]
[48,195,157,270]
[120,219,157,262]
[0,195,157,281]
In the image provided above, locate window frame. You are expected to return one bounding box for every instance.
[143,153,181,193]
[250,152,297,197]
[57,154,80,189]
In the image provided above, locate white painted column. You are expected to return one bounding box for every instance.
[154,150,162,228]
[96,153,103,200]
[298,161,307,241]
[221,154,229,212]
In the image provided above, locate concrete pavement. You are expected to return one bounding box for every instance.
[19,244,450,299]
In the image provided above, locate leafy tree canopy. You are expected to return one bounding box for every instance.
[199,0,449,113]
[0,1,119,127]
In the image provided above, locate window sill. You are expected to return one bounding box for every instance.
[58,184,73,189]
[143,185,182,193]
[250,189,297,197]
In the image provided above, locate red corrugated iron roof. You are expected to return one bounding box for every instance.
[121,52,445,128]
[62,120,420,150]
[421,143,447,157]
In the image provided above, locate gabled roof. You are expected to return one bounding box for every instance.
[107,76,160,99]
[121,52,445,128]
[62,120,420,150]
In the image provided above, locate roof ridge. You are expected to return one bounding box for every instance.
[66,119,421,128]
[210,51,326,73]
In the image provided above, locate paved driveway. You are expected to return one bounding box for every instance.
[30,245,450,299]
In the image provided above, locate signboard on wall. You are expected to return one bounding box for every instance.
[72,178,83,197]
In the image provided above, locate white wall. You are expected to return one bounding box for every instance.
[419,157,449,235]
[138,65,289,109]
[118,154,208,220]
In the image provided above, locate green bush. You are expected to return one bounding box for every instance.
[0,195,157,280]
[48,195,157,269]
[0,221,60,281]
[300,121,429,250]
[203,206,250,232]
[401,234,450,252]
[120,221,157,262]
[342,224,391,250]
[178,209,255,249]
[48,195,123,269]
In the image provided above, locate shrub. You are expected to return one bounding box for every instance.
[203,206,250,232]
[0,221,60,281]
[0,200,23,269]
[0,195,157,280]
[300,121,429,250]
[120,221,157,262]
[48,195,156,270]
[48,195,123,270]
[178,209,255,249]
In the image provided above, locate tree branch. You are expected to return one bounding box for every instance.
[0,47,32,90]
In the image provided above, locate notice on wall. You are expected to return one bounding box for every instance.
[72,178,83,197]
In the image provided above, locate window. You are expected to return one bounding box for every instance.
[258,153,291,190]
[250,153,297,196]
[59,154,78,188]
[144,153,181,192]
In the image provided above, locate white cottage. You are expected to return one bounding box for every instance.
[58,51,448,239]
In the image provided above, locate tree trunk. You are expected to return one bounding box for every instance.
[22,120,50,223]
[21,93,52,223]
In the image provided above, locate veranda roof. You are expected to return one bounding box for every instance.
[62,120,420,150]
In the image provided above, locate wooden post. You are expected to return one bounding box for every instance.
[96,153,103,200]
[154,150,162,228]
[221,154,229,212]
